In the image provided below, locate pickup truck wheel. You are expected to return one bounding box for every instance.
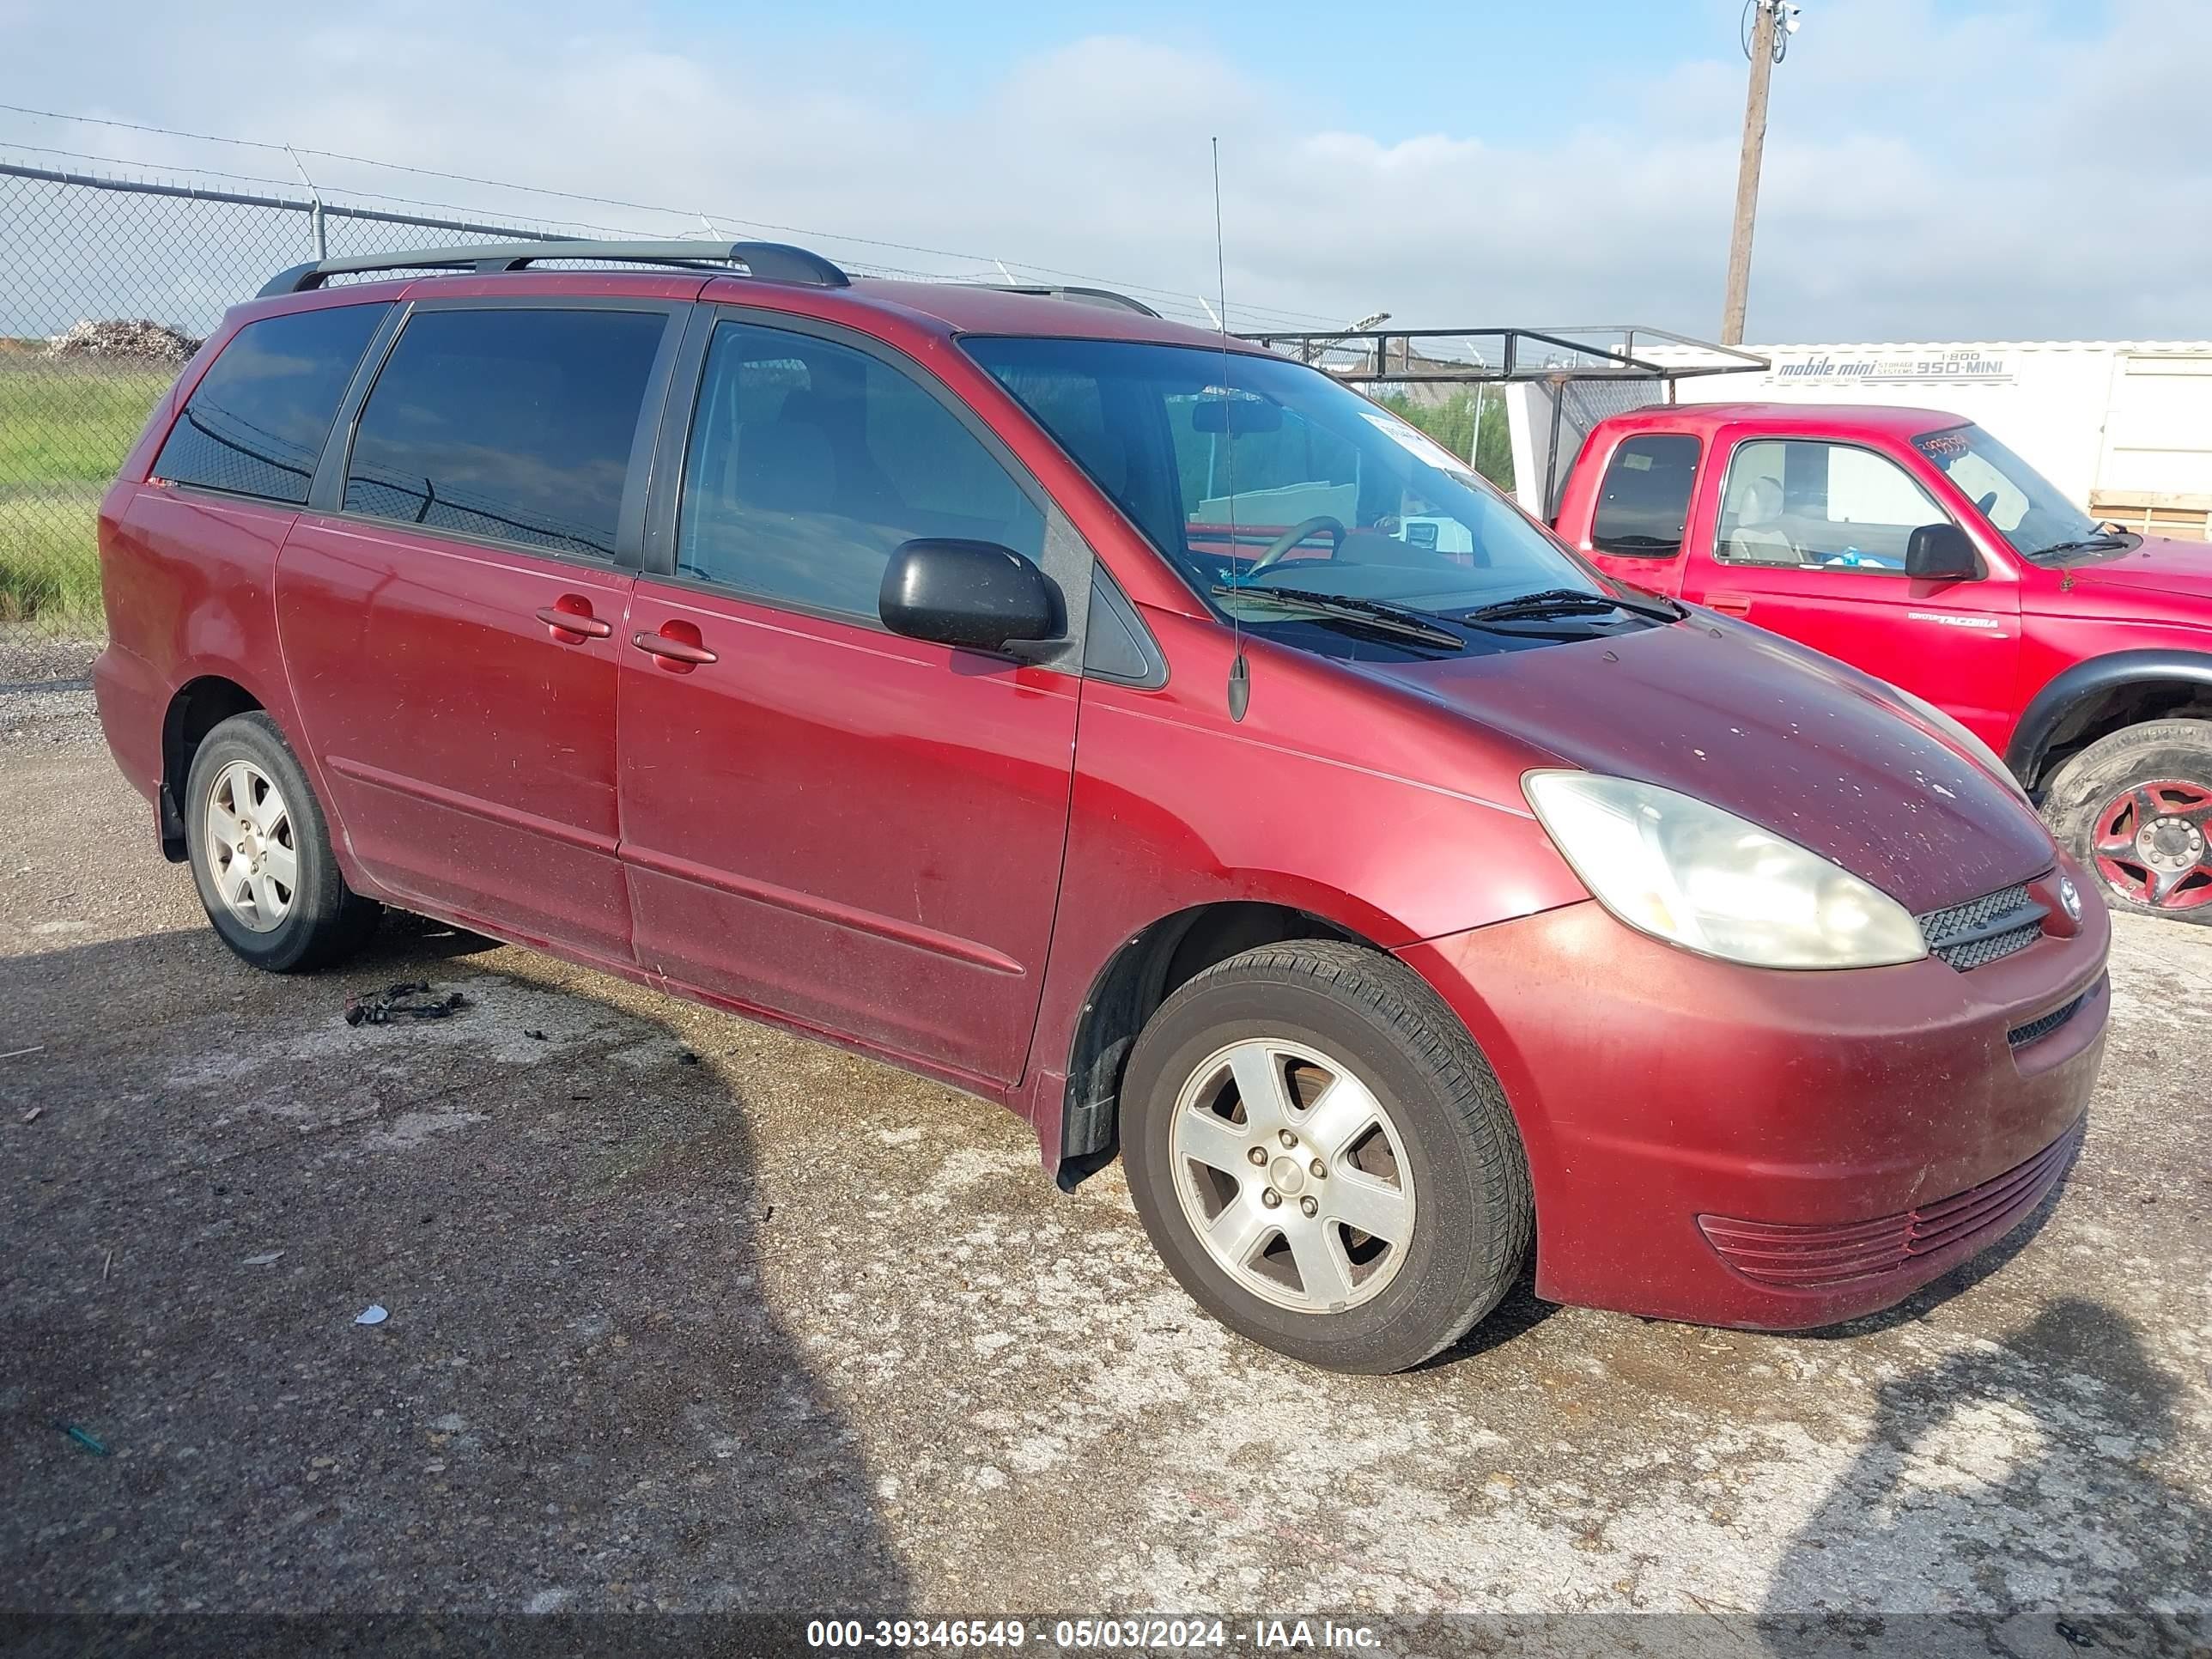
[2043,719,2212,922]
[184,712,381,971]
[1121,939,1533,1374]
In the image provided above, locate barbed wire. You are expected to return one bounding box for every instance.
[0,102,1346,331]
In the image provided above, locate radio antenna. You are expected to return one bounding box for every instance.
[1213,137,1250,722]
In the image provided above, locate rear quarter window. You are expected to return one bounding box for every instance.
[1590,434,1700,557]
[152,304,389,505]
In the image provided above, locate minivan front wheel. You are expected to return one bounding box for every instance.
[1122,940,1533,1373]
[184,712,380,972]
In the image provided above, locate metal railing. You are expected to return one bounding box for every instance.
[1238,325,1769,511]
[0,161,596,628]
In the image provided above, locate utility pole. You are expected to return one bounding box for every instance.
[1723,1,1796,345]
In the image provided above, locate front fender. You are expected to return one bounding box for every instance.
[2008,647,2212,786]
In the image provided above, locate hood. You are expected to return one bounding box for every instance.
[1362,617,2055,915]
[2056,535,2212,604]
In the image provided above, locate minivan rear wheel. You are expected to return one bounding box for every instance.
[184,712,380,972]
[1121,940,1533,1373]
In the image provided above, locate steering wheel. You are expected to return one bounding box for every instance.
[1245,515,1345,575]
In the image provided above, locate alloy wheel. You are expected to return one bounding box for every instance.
[2091,778,2212,912]
[204,758,299,931]
[1168,1036,1416,1314]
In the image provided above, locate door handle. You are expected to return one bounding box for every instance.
[631,627,718,669]
[536,599,613,641]
[1706,592,1753,617]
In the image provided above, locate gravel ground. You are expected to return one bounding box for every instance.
[0,634,100,754]
[1,690,2207,1650]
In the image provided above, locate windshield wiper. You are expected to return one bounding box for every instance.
[1211,584,1466,651]
[1462,586,1683,624]
[2033,534,2134,557]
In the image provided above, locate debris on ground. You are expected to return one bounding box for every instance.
[44,318,202,363]
[678,1049,701,1066]
[525,1029,548,1042]
[1,1045,44,1061]
[19,1106,40,1124]
[240,1251,283,1267]
[345,981,468,1027]
[57,1423,109,1456]
[355,1304,388,1327]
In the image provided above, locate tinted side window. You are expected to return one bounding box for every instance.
[153,304,386,505]
[1590,434,1699,557]
[677,320,1042,617]
[343,307,667,559]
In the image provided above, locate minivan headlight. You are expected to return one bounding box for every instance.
[1523,771,1928,969]
[1884,684,2031,805]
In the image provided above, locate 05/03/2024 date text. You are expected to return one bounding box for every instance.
[805,1617,1384,1650]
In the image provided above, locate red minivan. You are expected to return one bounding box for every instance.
[94,240,2110,1372]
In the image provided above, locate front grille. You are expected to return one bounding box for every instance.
[1917,878,2047,970]
[2008,988,2089,1049]
[1698,1119,2083,1289]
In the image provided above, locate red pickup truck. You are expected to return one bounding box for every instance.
[1553,402,2212,922]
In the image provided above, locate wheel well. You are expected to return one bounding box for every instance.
[2033,680,2212,790]
[159,678,263,860]
[1057,901,1366,1176]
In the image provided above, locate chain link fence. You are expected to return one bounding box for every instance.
[0,159,1499,634]
[0,161,607,630]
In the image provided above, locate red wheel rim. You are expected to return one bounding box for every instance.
[2090,778,2212,911]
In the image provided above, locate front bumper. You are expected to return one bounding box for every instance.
[1398,862,2110,1330]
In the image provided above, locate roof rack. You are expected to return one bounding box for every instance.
[957,283,1161,319]
[1236,324,1765,384]
[1237,324,1770,523]
[258,239,851,298]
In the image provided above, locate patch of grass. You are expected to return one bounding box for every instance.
[0,358,175,631]
[0,494,107,632]
[0,359,174,486]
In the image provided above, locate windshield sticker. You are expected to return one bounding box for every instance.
[1360,411,1477,478]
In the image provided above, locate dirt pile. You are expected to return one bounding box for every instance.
[44,318,202,364]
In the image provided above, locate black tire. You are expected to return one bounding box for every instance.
[1121,939,1534,1374]
[2042,718,2212,925]
[183,711,381,972]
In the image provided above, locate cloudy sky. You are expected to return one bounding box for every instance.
[5,0,2209,343]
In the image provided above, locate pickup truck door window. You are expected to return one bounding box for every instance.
[276,303,673,957]
[618,314,1081,1086]
[1682,437,2021,748]
[1714,439,1945,572]
[1584,433,1699,592]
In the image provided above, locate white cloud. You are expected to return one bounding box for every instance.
[5,0,2209,343]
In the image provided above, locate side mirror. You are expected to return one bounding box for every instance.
[879,538,1065,656]
[1906,521,1981,581]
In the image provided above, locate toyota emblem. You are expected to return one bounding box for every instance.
[2058,874,2083,922]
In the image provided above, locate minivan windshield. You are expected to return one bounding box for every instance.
[965,337,1624,646]
[1911,422,2123,561]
